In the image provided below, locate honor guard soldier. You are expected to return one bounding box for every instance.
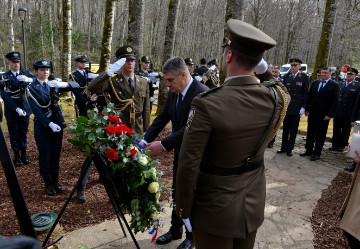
[1,52,34,167]
[135,56,161,112]
[331,67,360,152]
[176,19,286,249]
[277,58,309,156]
[88,45,150,134]
[27,60,79,196]
[70,55,99,117]
[184,58,195,74]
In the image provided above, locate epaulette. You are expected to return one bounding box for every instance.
[199,86,222,97]
[261,80,276,88]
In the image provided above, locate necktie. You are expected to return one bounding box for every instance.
[176,93,183,114]
[318,81,325,92]
[128,78,135,93]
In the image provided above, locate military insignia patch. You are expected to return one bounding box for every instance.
[126,47,132,52]
[185,107,195,132]
[42,60,48,65]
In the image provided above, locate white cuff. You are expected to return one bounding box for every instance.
[140,139,148,146]
[160,141,167,151]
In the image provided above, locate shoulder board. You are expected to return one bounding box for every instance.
[261,80,276,88]
[199,86,221,97]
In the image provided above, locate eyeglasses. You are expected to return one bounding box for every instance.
[290,64,299,67]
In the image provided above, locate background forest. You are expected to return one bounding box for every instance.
[1,0,360,76]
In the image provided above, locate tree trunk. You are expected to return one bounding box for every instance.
[156,0,181,115]
[98,0,116,73]
[7,0,15,52]
[48,2,56,64]
[127,0,144,56]
[312,0,336,80]
[225,0,245,23]
[62,0,72,81]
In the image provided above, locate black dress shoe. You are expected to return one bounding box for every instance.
[300,152,312,157]
[277,149,286,154]
[177,238,194,249]
[21,157,32,165]
[344,163,356,172]
[287,151,293,157]
[53,183,65,194]
[45,186,57,196]
[14,158,23,167]
[310,155,320,161]
[156,231,182,245]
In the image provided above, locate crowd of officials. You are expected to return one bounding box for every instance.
[0,18,359,249]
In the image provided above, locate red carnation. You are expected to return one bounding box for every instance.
[105,125,118,135]
[108,115,122,124]
[130,148,137,158]
[105,148,118,161]
[99,112,104,117]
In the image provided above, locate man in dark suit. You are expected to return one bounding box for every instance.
[139,57,209,249]
[331,67,360,152]
[301,67,339,161]
[1,52,34,167]
[277,58,309,156]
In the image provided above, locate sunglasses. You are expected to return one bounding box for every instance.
[290,64,299,67]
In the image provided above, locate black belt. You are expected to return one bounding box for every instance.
[121,110,142,118]
[200,159,264,176]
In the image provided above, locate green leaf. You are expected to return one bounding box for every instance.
[76,124,85,133]
[77,116,88,124]
[88,132,96,141]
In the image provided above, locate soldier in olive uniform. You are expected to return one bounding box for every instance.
[176,19,286,249]
[331,67,360,152]
[277,58,309,156]
[1,52,34,167]
[88,45,150,134]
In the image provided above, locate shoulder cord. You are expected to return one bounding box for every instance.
[269,85,288,139]
[26,87,51,108]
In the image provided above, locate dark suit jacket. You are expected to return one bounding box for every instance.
[335,80,360,119]
[306,79,339,118]
[144,80,208,160]
[282,71,309,115]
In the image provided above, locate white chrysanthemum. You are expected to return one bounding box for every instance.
[148,182,159,193]
[138,154,148,165]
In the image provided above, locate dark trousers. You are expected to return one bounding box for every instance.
[344,231,360,249]
[170,156,192,240]
[305,116,330,156]
[77,162,93,191]
[193,228,257,249]
[5,114,29,153]
[332,117,352,149]
[281,114,301,151]
[34,121,63,176]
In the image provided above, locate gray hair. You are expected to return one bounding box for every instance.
[162,56,190,75]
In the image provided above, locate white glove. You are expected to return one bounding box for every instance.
[16,107,26,116]
[194,75,203,82]
[17,75,33,83]
[107,58,127,76]
[48,80,69,88]
[88,73,99,79]
[149,72,159,77]
[254,58,268,74]
[209,65,217,71]
[49,122,61,132]
[150,97,155,103]
[299,107,305,117]
[183,218,192,232]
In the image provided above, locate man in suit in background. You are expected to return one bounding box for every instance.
[277,58,308,156]
[140,56,209,249]
[301,67,339,161]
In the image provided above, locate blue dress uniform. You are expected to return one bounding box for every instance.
[278,59,309,156]
[332,67,360,151]
[27,60,66,196]
[0,52,34,166]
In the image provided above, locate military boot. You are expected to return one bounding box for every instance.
[51,173,65,194]
[42,176,56,196]
[14,152,23,167]
[20,150,32,165]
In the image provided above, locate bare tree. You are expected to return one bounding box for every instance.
[98,0,116,72]
[313,0,337,79]
[7,0,15,52]
[156,0,181,115]
[62,0,72,81]
[225,0,245,22]
[127,0,144,56]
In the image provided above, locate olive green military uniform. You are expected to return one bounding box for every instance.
[88,72,150,134]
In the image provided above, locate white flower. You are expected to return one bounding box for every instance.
[123,157,129,163]
[138,154,148,165]
[148,182,159,193]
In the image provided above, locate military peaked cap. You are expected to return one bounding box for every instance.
[184,58,194,65]
[74,55,87,62]
[289,58,302,64]
[5,52,21,62]
[222,19,276,59]
[33,60,51,70]
[115,45,136,60]
[141,56,150,63]
[347,67,359,75]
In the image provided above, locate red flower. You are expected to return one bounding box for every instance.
[130,148,137,158]
[108,115,122,124]
[105,148,118,161]
[105,125,118,135]
[116,125,133,136]
[99,112,104,117]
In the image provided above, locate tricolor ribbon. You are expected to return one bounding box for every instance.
[149,219,160,243]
